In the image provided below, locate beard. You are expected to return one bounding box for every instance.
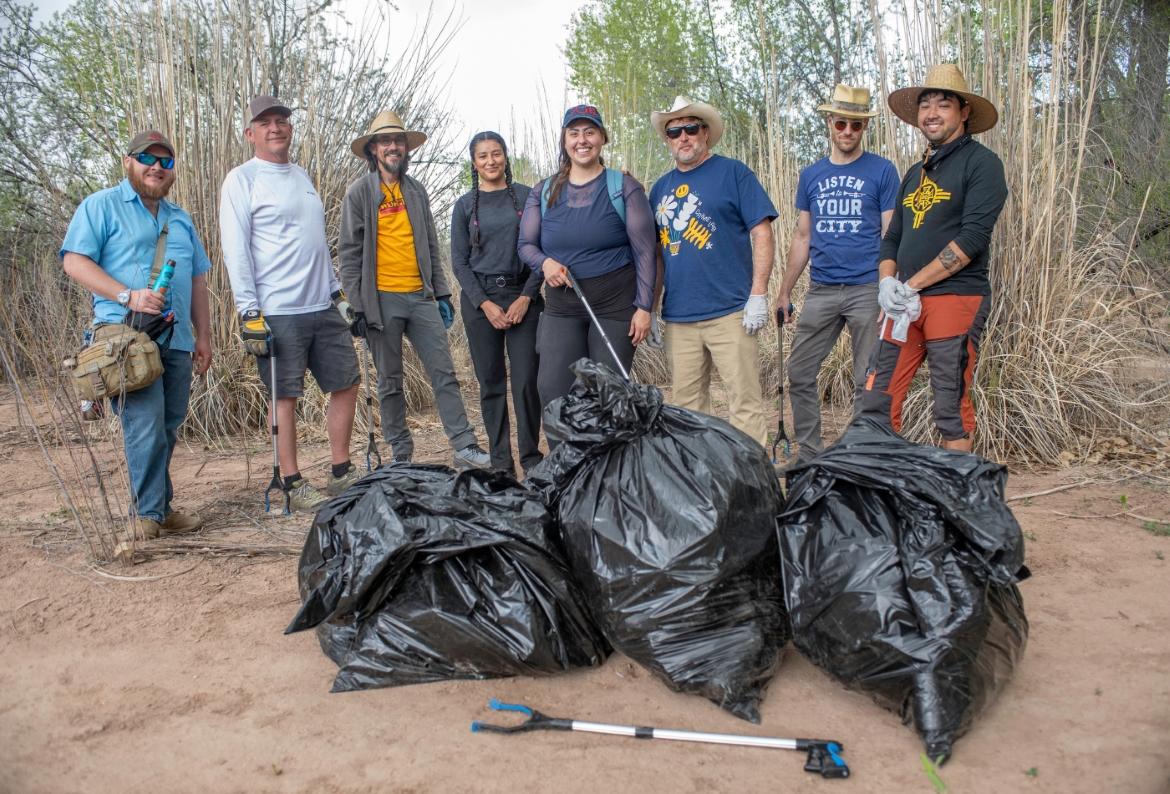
[127,168,175,201]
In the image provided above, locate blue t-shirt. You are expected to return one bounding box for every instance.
[795,151,899,285]
[649,155,777,323]
[60,179,212,352]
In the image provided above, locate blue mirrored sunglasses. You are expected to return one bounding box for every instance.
[133,152,175,169]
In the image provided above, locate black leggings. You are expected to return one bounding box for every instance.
[536,312,634,407]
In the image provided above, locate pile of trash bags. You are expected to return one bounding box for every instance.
[778,417,1029,762]
[285,465,608,692]
[527,360,789,723]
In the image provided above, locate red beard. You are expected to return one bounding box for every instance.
[127,167,175,201]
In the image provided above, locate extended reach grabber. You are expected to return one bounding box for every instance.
[358,339,381,471]
[264,339,290,515]
[562,269,630,381]
[471,699,850,780]
[771,303,795,465]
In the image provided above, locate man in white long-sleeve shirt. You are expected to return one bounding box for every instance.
[220,95,361,511]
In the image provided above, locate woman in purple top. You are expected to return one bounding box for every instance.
[517,104,657,407]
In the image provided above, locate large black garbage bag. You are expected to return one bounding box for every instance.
[778,417,1029,762]
[526,359,788,723]
[286,465,609,692]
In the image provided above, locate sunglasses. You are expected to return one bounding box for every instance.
[132,152,175,169]
[665,123,705,139]
[833,119,865,132]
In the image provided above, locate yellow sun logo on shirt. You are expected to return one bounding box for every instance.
[904,173,952,229]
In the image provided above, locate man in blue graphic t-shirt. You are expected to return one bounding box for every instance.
[776,84,899,462]
[649,97,778,446]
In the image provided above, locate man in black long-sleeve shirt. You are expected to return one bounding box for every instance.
[861,64,1008,452]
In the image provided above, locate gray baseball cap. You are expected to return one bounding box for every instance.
[126,129,175,157]
[248,94,292,123]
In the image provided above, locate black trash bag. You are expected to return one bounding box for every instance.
[286,464,609,692]
[526,359,788,723]
[778,417,1029,762]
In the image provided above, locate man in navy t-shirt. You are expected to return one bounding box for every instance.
[776,84,899,462]
[649,96,778,446]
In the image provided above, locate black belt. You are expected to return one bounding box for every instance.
[478,273,524,287]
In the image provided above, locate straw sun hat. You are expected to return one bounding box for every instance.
[816,85,878,119]
[887,64,999,135]
[349,110,427,159]
[650,96,725,147]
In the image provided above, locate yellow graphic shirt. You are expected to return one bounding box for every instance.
[376,182,422,292]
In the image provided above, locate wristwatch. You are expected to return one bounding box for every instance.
[116,289,131,306]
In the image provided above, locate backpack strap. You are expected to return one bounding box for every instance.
[605,168,626,223]
[540,178,551,217]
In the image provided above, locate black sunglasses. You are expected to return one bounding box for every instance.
[665,123,705,139]
[133,152,175,169]
[833,119,865,132]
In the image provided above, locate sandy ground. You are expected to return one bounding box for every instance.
[1,390,1169,794]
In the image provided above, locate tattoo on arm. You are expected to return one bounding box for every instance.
[939,247,961,273]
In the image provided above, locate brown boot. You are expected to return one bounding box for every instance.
[113,517,162,564]
[162,511,203,535]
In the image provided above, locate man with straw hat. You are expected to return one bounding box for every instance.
[777,84,900,463]
[220,95,362,511]
[338,110,490,469]
[861,64,1008,452]
[648,96,778,446]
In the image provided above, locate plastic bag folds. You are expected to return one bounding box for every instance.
[527,359,788,723]
[286,465,608,692]
[778,417,1029,762]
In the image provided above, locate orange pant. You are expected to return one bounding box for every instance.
[861,294,990,440]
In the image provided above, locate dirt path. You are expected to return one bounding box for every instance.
[1,399,1168,793]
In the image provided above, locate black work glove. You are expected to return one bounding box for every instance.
[350,312,368,338]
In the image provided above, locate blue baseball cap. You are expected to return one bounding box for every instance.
[562,104,605,129]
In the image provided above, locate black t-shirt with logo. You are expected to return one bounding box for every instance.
[879,134,1008,296]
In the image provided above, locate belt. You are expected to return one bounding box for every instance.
[478,273,523,287]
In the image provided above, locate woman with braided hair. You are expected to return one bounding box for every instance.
[451,131,542,475]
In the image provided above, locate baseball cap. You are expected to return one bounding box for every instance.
[247,94,292,123]
[126,130,176,157]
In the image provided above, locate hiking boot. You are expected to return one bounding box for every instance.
[326,464,362,496]
[391,447,413,464]
[161,511,202,535]
[453,444,491,470]
[287,478,329,512]
[134,517,163,541]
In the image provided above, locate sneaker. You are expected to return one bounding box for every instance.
[161,511,202,535]
[326,464,362,496]
[391,448,413,464]
[452,444,491,470]
[287,478,329,512]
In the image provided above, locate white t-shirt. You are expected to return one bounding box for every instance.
[219,158,340,315]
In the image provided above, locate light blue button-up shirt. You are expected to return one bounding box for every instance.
[60,178,212,352]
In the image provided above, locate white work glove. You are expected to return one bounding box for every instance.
[741,294,768,335]
[888,291,922,343]
[878,276,916,315]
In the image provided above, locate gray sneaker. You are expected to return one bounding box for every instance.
[452,444,491,470]
[326,464,362,496]
[287,478,329,512]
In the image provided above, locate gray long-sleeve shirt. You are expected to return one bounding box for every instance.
[450,183,533,307]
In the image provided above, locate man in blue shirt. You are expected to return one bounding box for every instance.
[777,85,899,462]
[61,130,213,552]
[649,97,778,446]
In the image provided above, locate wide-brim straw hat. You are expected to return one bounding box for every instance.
[816,84,878,119]
[650,96,724,147]
[349,110,427,159]
[887,63,999,135]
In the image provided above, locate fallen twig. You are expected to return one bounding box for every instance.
[15,596,48,611]
[1007,479,1094,503]
[88,560,201,582]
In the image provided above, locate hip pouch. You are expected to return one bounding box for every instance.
[65,323,163,400]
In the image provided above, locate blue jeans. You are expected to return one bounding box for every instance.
[112,347,193,521]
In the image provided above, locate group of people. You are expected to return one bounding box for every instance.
[60,62,1006,546]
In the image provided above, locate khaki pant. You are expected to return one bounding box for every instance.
[665,311,768,446]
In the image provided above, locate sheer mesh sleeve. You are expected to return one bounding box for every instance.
[622,173,657,311]
[517,180,547,272]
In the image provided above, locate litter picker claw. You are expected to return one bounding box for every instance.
[471,699,850,780]
[263,340,290,515]
[358,339,381,471]
[771,303,795,465]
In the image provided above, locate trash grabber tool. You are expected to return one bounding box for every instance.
[771,303,795,465]
[562,269,630,381]
[471,699,849,780]
[358,339,381,471]
[264,339,290,515]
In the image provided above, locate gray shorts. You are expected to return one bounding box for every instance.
[255,309,359,398]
